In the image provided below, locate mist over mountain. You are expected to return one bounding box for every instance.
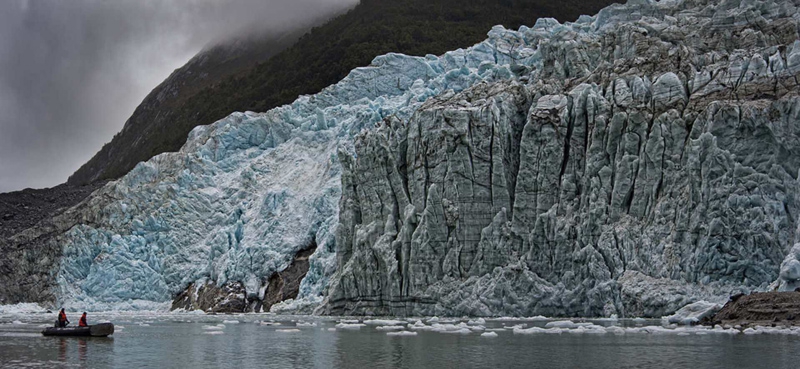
[0,0,356,193]
[67,0,619,187]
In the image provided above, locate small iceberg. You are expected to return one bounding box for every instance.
[386,331,417,336]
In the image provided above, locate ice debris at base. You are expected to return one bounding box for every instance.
[481,332,498,337]
[376,325,406,331]
[335,323,366,330]
[364,319,405,325]
[0,303,47,315]
[663,301,721,325]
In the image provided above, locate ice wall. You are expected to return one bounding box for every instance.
[52,34,528,311]
[5,0,800,317]
[324,0,800,317]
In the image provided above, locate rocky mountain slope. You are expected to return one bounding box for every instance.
[3,0,800,317]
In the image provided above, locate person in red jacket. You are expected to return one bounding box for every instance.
[57,308,69,328]
[78,312,88,327]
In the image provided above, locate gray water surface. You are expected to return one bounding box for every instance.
[1,313,799,368]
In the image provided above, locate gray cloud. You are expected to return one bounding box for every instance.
[0,0,356,192]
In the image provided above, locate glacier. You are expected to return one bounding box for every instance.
[2,0,800,317]
[41,27,526,311]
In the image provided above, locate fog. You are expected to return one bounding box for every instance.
[0,0,356,192]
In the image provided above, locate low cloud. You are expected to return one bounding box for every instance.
[0,0,356,192]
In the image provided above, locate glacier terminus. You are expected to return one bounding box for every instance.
[3,0,800,319]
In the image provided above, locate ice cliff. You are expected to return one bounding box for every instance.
[323,0,800,316]
[3,0,800,317]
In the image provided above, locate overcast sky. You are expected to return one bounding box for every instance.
[0,0,355,193]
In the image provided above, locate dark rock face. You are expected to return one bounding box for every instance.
[262,246,317,312]
[707,291,800,327]
[0,182,107,305]
[171,281,248,313]
[0,181,107,238]
[170,245,317,313]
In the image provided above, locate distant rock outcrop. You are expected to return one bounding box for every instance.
[707,291,800,328]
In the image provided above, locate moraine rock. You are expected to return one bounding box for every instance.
[171,280,247,313]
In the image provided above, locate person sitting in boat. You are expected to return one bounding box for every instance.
[78,312,88,327]
[57,308,69,328]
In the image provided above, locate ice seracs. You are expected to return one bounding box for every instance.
[324,0,800,317]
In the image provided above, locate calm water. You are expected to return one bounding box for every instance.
[1,313,800,368]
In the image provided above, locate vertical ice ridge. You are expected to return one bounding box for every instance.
[324,0,800,317]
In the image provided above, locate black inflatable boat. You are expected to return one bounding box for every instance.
[41,323,114,337]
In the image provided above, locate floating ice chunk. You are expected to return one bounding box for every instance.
[490,316,548,321]
[408,320,429,330]
[387,331,418,336]
[467,318,486,325]
[513,327,562,334]
[605,326,626,335]
[339,319,360,324]
[742,328,761,335]
[364,319,404,326]
[426,317,440,323]
[568,325,607,334]
[663,301,721,325]
[376,325,406,331]
[296,322,318,327]
[223,320,240,324]
[335,323,366,330]
[327,328,336,331]
[204,331,224,335]
[260,321,281,326]
[544,320,579,329]
[481,332,498,338]
[203,324,225,330]
[438,328,471,334]
[11,320,25,325]
[277,329,301,333]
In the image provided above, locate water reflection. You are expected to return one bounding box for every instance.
[78,338,88,363]
[2,317,800,368]
[58,338,67,362]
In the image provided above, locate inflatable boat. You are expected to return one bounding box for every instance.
[41,323,114,337]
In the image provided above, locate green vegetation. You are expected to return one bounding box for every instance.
[69,0,618,185]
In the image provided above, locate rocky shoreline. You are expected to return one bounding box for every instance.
[704,291,800,329]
